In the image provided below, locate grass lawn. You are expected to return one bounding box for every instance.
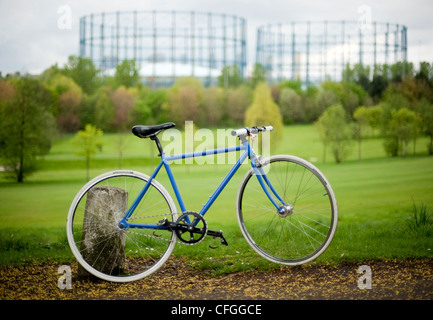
[1,124,432,274]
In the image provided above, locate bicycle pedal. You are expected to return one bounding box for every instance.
[207,229,229,246]
[220,234,228,246]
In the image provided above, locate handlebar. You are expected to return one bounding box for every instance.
[231,126,274,137]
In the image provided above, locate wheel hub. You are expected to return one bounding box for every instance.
[278,204,294,218]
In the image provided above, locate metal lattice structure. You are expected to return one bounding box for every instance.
[79,11,247,86]
[256,21,408,86]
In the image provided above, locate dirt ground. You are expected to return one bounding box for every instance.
[1,258,433,301]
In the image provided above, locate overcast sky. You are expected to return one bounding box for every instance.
[1,0,432,75]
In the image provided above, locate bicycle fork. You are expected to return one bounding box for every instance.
[249,151,292,217]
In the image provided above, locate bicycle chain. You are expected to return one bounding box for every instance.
[125,213,225,247]
[126,212,173,221]
[124,213,192,245]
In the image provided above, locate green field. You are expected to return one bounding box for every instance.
[1,125,433,274]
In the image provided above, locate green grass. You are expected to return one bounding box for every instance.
[1,124,433,274]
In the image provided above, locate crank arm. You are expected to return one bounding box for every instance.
[207,229,228,246]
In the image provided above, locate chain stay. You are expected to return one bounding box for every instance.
[124,212,228,246]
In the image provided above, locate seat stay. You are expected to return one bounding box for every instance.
[122,160,165,223]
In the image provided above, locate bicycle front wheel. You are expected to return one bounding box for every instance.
[67,171,177,282]
[237,155,338,265]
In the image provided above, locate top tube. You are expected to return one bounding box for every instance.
[162,140,250,215]
[165,144,245,162]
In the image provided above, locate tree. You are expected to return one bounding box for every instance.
[320,81,368,118]
[202,86,225,126]
[57,90,82,132]
[0,78,56,182]
[111,86,135,131]
[365,105,383,134]
[370,73,389,102]
[390,61,414,83]
[316,104,353,163]
[111,87,135,168]
[42,73,83,132]
[114,59,140,88]
[225,86,252,125]
[379,75,433,156]
[245,82,283,149]
[314,88,339,121]
[279,88,303,124]
[72,124,103,181]
[93,86,115,131]
[249,63,267,88]
[353,106,370,161]
[63,55,100,95]
[343,63,371,93]
[163,77,204,126]
[218,65,243,89]
[416,98,433,155]
[280,79,303,95]
[388,108,422,157]
[131,88,167,125]
[0,80,15,100]
[415,62,433,90]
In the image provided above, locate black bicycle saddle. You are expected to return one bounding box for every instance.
[132,122,176,139]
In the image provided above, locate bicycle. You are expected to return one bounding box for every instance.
[67,122,338,282]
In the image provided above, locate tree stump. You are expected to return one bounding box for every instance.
[79,186,128,277]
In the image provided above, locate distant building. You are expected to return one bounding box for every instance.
[79,11,247,87]
[256,21,408,86]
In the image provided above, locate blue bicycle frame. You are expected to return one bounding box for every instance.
[118,138,286,231]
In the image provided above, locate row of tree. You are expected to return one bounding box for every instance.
[315,62,433,163]
[1,55,433,181]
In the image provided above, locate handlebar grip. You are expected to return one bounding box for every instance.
[231,126,274,136]
[261,126,273,132]
[231,128,249,136]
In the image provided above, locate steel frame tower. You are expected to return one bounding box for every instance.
[256,21,408,86]
[79,11,247,86]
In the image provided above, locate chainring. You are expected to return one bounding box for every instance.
[174,212,208,245]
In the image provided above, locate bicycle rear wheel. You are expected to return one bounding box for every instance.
[67,171,177,282]
[237,155,337,265]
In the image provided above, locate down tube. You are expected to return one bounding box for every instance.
[199,149,249,216]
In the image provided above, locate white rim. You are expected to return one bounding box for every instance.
[66,170,177,282]
[236,155,338,265]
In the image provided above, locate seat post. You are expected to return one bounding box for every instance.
[150,135,164,156]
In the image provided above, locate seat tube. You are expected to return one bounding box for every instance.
[162,153,187,213]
